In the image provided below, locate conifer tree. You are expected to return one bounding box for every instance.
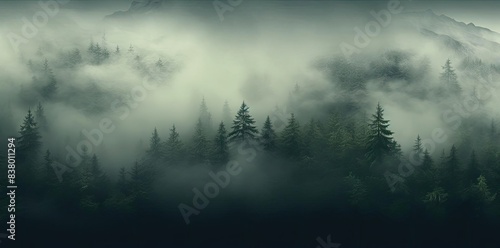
[413,135,423,154]
[191,119,209,163]
[35,102,47,130]
[260,116,277,152]
[228,101,258,143]
[147,128,162,158]
[471,175,497,204]
[43,149,57,186]
[421,149,433,171]
[88,154,108,204]
[212,122,229,166]
[440,59,461,95]
[18,109,42,164]
[280,113,302,159]
[365,103,394,165]
[442,145,460,193]
[41,59,57,98]
[199,98,213,133]
[130,161,147,199]
[165,125,183,163]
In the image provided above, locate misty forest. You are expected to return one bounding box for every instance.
[0,0,500,247]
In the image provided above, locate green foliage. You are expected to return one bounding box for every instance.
[88,41,109,65]
[190,119,209,163]
[199,97,213,134]
[413,135,423,154]
[41,59,57,98]
[164,125,184,163]
[344,172,368,206]
[18,108,42,165]
[469,175,497,204]
[440,59,461,95]
[147,127,162,158]
[280,114,302,159]
[211,122,229,166]
[260,116,277,152]
[228,101,258,143]
[423,187,448,204]
[35,102,47,130]
[365,103,395,165]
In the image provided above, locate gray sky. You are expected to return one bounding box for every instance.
[1,0,499,33]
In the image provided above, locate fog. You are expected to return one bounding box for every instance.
[2,1,500,246]
[1,1,499,175]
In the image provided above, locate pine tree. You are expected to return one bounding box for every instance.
[130,161,147,198]
[260,116,277,152]
[440,59,461,95]
[165,125,183,164]
[439,149,447,168]
[365,103,394,165]
[410,148,435,196]
[88,40,95,54]
[101,47,110,62]
[199,98,213,133]
[147,128,162,158]
[228,101,258,143]
[472,175,496,203]
[88,154,108,203]
[212,122,229,166]
[41,59,57,98]
[191,119,209,163]
[18,109,42,163]
[443,145,460,193]
[115,45,120,54]
[43,149,57,186]
[280,113,302,159]
[391,140,403,158]
[35,102,47,130]
[421,149,433,171]
[413,135,423,154]
[66,48,82,68]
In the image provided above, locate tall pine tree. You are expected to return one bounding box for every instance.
[228,101,258,143]
[199,97,213,134]
[280,113,302,159]
[147,128,162,159]
[191,119,209,163]
[164,125,184,164]
[18,108,42,166]
[212,122,229,166]
[440,59,461,95]
[365,103,394,165]
[260,116,277,152]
